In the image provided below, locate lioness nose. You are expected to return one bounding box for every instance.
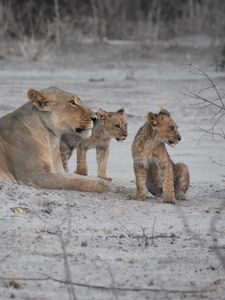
[124,132,128,137]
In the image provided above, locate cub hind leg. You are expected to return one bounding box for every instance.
[146,164,163,197]
[174,163,190,200]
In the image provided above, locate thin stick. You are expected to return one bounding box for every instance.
[0,276,215,294]
[151,216,156,246]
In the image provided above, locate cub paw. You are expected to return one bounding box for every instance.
[76,169,88,176]
[175,192,186,201]
[163,194,176,204]
[128,194,146,201]
[98,175,112,182]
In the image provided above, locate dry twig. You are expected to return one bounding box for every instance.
[185,64,225,141]
[0,275,216,295]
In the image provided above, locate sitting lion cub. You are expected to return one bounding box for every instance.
[60,108,128,180]
[131,109,190,203]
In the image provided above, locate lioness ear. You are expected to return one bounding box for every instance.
[158,108,170,117]
[117,107,125,115]
[97,108,107,120]
[27,89,51,111]
[147,112,157,126]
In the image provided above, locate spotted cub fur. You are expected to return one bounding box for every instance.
[131,109,190,203]
[60,108,128,181]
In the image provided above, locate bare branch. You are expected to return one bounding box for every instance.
[57,228,77,300]
[209,156,225,167]
[190,65,225,108]
[151,216,156,246]
[0,276,216,295]
[185,65,225,142]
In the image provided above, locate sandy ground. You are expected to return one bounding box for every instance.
[0,41,225,299]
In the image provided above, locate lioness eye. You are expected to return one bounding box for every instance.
[170,126,175,131]
[114,124,120,128]
[69,99,77,106]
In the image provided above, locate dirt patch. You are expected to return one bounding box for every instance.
[0,47,225,299]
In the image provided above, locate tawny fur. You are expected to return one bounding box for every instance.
[0,87,111,193]
[60,108,127,181]
[131,109,190,203]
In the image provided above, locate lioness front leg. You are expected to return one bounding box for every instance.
[161,161,176,204]
[96,143,112,181]
[76,143,88,176]
[31,172,111,193]
[132,162,147,201]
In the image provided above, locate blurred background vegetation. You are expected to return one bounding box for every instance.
[0,0,225,66]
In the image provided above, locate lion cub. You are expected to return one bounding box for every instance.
[60,108,128,180]
[131,109,189,203]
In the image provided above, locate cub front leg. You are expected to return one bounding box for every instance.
[96,142,112,181]
[60,139,73,172]
[174,162,190,200]
[161,160,176,204]
[132,161,148,201]
[76,143,88,176]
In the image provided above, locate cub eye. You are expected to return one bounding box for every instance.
[69,99,77,107]
[114,124,120,128]
[170,126,175,131]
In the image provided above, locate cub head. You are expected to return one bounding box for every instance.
[27,87,97,137]
[147,109,181,146]
[97,108,128,141]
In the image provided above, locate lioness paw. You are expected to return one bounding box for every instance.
[96,179,112,193]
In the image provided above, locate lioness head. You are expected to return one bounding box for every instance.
[97,108,128,141]
[27,87,97,137]
[147,109,181,146]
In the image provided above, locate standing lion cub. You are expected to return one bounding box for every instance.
[60,108,128,181]
[131,109,190,203]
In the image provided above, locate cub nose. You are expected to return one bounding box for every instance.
[91,115,98,124]
[124,132,128,137]
[178,135,181,141]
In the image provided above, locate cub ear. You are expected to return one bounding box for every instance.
[158,108,170,117]
[97,108,108,120]
[147,112,157,126]
[117,107,126,115]
[27,89,51,112]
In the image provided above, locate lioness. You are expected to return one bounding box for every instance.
[60,108,127,181]
[131,109,190,203]
[0,87,111,193]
